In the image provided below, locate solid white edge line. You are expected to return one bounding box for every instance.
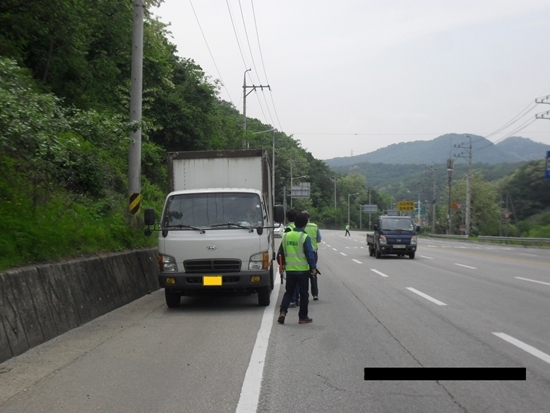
[454,263,477,269]
[406,287,447,306]
[493,332,550,364]
[515,277,550,287]
[235,280,280,413]
[370,269,389,278]
[352,259,362,264]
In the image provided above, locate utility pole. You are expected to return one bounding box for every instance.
[242,69,270,147]
[447,158,454,234]
[454,136,472,236]
[128,0,144,216]
[536,95,550,120]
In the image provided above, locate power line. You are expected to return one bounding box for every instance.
[188,0,234,105]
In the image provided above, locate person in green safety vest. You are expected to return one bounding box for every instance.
[302,210,322,301]
[345,223,351,236]
[277,212,317,324]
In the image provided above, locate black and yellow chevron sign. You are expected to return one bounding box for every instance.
[129,193,141,215]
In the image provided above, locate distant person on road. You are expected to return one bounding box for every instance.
[277,212,317,325]
[345,223,351,236]
[302,210,321,301]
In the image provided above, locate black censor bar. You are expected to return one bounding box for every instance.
[364,367,526,381]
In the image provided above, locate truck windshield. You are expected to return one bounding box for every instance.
[380,219,414,231]
[162,193,263,229]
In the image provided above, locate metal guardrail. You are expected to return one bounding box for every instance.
[427,234,550,244]
[477,236,550,243]
[427,234,469,240]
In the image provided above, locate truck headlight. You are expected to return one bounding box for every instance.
[379,235,387,245]
[410,236,417,245]
[158,254,178,272]
[249,251,269,271]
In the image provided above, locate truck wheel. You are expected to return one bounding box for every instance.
[165,290,181,308]
[375,247,381,259]
[258,286,271,306]
[409,252,415,259]
[369,247,374,257]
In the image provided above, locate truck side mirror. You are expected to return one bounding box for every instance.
[416,226,421,232]
[373,224,379,231]
[144,208,156,226]
[273,204,285,224]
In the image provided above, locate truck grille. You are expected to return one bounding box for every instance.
[184,259,242,273]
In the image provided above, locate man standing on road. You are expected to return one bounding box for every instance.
[302,210,321,301]
[277,212,317,325]
[345,223,351,236]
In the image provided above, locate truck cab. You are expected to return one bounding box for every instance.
[367,215,420,259]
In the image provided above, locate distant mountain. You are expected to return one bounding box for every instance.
[324,134,550,167]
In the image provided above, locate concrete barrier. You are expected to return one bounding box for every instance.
[0,248,159,364]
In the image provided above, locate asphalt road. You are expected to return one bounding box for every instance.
[1,231,549,412]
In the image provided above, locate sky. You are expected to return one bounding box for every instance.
[152,0,550,160]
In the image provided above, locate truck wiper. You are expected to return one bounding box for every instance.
[211,222,254,231]
[165,224,205,233]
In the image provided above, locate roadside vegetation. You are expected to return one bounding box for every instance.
[1,1,548,271]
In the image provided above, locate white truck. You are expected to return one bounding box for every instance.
[144,149,284,308]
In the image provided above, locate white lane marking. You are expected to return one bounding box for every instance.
[515,277,550,287]
[370,269,389,277]
[332,248,337,251]
[454,263,477,269]
[340,252,348,256]
[235,280,280,413]
[518,253,538,257]
[493,333,550,365]
[352,259,362,264]
[419,255,433,259]
[406,287,447,306]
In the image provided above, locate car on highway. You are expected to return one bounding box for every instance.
[274,223,285,237]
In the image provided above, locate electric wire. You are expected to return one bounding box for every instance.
[251,0,283,130]
[188,0,234,105]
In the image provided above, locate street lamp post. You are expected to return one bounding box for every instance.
[447,158,454,234]
[348,193,358,228]
[332,178,337,209]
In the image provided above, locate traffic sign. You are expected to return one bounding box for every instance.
[363,204,378,213]
[398,201,415,211]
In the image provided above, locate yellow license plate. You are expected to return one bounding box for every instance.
[203,276,222,286]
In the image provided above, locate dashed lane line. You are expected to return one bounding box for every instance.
[406,287,447,306]
[370,269,389,278]
[493,332,550,365]
[455,263,477,270]
[515,277,550,287]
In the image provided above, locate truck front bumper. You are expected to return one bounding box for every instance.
[159,270,271,294]
[380,245,416,254]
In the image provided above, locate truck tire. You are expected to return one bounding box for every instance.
[409,252,415,259]
[165,290,181,308]
[375,246,381,259]
[258,286,271,306]
[369,247,374,257]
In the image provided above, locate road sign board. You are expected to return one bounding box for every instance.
[363,204,378,213]
[398,201,415,211]
[291,182,310,198]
